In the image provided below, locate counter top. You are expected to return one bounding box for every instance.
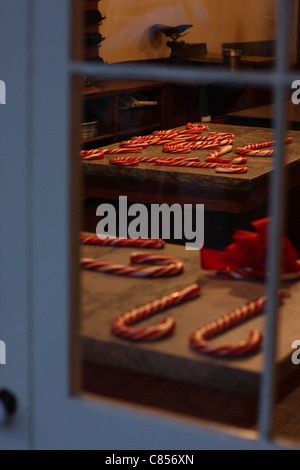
[82,123,300,213]
[81,238,300,395]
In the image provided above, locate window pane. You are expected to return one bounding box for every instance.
[72,0,300,443]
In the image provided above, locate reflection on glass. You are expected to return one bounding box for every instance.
[75,0,300,443]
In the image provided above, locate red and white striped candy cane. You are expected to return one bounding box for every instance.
[109,156,164,165]
[119,140,149,149]
[205,145,233,159]
[130,135,159,141]
[154,158,247,173]
[216,165,248,174]
[109,155,200,166]
[173,134,201,140]
[189,141,220,150]
[189,291,286,357]
[163,141,193,148]
[236,137,292,156]
[209,132,234,138]
[80,252,184,277]
[205,156,247,164]
[215,138,234,146]
[81,148,103,156]
[81,152,105,160]
[163,145,192,154]
[111,283,201,341]
[81,149,105,160]
[151,139,181,145]
[109,157,140,166]
[80,234,165,249]
[102,147,144,154]
[186,123,209,131]
[236,148,275,157]
[154,159,219,168]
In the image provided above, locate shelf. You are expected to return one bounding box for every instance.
[82,133,114,144]
[117,122,162,136]
[82,82,165,147]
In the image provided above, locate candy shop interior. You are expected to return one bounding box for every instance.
[3,0,300,451]
[76,0,300,447]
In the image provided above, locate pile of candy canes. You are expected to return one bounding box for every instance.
[81,122,292,175]
[80,232,289,356]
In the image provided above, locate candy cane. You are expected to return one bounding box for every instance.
[216,165,248,174]
[80,234,165,249]
[80,252,184,277]
[109,155,200,166]
[236,148,275,157]
[186,123,209,131]
[189,142,221,150]
[152,139,182,145]
[111,283,201,341]
[173,134,201,141]
[216,138,234,146]
[81,149,103,156]
[154,158,248,173]
[154,158,247,173]
[236,137,292,156]
[81,151,105,160]
[120,141,149,149]
[209,132,234,138]
[109,157,140,166]
[102,147,144,154]
[205,145,233,159]
[206,156,247,164]
[130,135,160,141]
[189,291,286,357]
[163,141,193,148]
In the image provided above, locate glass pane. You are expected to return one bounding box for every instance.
[72,0,300,443]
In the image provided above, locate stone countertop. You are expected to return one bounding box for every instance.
[82,124,300,192]
[80,238,300,395]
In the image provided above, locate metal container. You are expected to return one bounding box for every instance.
[222,48,242,71]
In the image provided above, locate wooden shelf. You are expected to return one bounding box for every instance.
[117,122,162,136]
[82,81,166,147]
[82,133,114,144]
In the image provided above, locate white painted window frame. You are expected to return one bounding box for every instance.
[0,0,299,449]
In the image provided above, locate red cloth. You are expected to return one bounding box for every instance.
[201,217,300,279]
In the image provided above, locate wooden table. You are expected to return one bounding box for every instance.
[81,239,300,396]
[83,123,300,213]
[82,123,300,253]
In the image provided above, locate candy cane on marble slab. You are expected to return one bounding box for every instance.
[102,147,144,154]
[205,156,247,164]
[80,150,105,160]
[111,283,201,341]
[236,137,292,156]
[80,234,165,248]
[154,158,248,173]
[189,291,286,356]
[80,252,184,277]
[204,145,233,159]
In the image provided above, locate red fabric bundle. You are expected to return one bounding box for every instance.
[201,217,300,279]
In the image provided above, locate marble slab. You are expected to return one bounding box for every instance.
[80,238,300,395]
[82,123,300,192]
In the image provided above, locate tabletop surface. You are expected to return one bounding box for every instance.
[80,238,300,395]
[82,123,300,193]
